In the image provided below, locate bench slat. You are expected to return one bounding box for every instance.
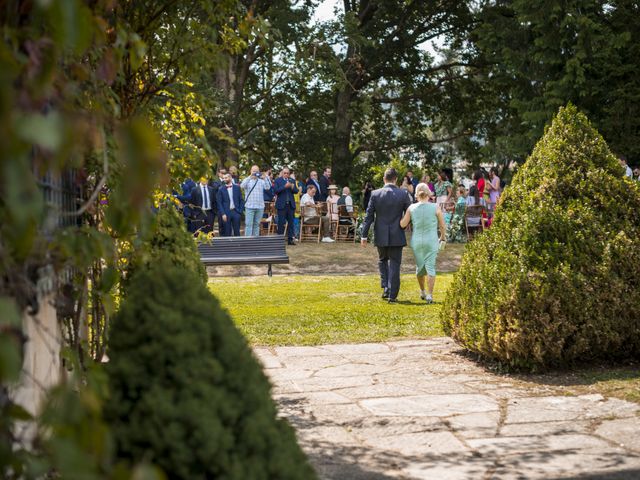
[197,235,289,270]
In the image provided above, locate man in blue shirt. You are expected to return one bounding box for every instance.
[240,165,272,236]
[273,167,298,245]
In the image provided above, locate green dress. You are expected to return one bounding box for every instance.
[409,202,439,277]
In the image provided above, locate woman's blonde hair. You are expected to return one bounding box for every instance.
[415,182,432,201]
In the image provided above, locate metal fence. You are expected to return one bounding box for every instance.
[37,168,79,235]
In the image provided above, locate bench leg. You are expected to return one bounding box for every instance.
[268,264,272,277]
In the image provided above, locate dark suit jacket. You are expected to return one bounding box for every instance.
[216,184,244,216]
[190,184,216,212]
[361,184,412,247]
[274,177,299,210]
[318,175,330,201]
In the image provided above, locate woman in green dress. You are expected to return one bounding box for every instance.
[400,183,447,303]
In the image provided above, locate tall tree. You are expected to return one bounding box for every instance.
[472,0,640,165]
[317,0,477,184]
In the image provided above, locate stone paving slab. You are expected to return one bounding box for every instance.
[256,338,640,479]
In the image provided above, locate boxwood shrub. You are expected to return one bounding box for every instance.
[106,260,316,479]
[442,104,640,370]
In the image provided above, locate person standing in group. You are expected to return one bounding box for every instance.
[274,167,299,245]
[216,173,244,236]
[190,177,216,234]
[634,167,640,181]
[401,174,415,201]
[400,183,447,304]
[263,169,275,202]
[241,165,272,237]
[318,166,332,201]
[406,170,419,190]
[361,168,412,304]
[362,181,374,210]
[487,167,501,204]
[619,155,633,178]
[228,165,240,184]
[473,169,486,200]
[307,171,322,202]
[434,170,453,206]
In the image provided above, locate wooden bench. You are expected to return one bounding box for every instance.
[197,235,289,277]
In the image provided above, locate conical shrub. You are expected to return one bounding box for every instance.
[128,205,206,284]
[106,260,316,479]
[442,104,640,370]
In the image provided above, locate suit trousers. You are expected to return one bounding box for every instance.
[377,246,403,300]
[220,209,241,236]
[197,209,215,234]
[277,203,295,241]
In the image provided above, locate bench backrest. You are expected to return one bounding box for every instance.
[198,235,288,260]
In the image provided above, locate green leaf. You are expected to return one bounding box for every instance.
[14,112,64,151]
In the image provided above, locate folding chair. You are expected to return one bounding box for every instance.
[465,205,485,239]
[335,205,357,242]
[300,205,322,243]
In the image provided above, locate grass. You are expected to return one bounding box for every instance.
[576,368,640,404]
[209,273,452,346]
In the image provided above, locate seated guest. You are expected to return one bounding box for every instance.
[326,185,340,222]
[216,173,244,236]
[466,185,487,228]
[337,186,354,214]
[300,185,334,243]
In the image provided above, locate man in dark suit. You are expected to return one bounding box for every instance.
[216,173,244,236]
[361,168,412,303]
[306,171,322,202]
[190,177,217,233]
[318,166,331,201]
[273,166,299,245]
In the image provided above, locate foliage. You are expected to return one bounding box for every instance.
[472,0,640,167]
[209,273,452,345]
[127,205,206,285]
[106,261,315,479]
[442,105,640,370]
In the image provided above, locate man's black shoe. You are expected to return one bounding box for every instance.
[388,298,398,304]
[287,240,296,246]
[382,293,389,299]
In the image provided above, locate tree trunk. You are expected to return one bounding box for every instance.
[331,83,355,185]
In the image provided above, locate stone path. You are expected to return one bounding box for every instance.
[254,338,640,479]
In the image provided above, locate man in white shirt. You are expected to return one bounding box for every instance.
[338,186,354,213]
[300,185,334,242]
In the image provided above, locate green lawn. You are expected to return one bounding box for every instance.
[209,274,452,346]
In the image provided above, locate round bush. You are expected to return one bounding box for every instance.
[106,261,316,479]
[442,104,640,370]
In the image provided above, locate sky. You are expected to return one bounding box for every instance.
[312,0,340,24]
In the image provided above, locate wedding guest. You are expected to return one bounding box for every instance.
[362,181,374,210]
[619,155,633,178]
[434,170,453,206]
[473,169,486,200]
[401,175,415,200]
[216,173,244,236]
[327,184,340,222]
[318,166,332,201]
[273,167,298,245]
[406,170,419,190]
[447,186,467,243]
[634,167,640,181]
[337,186,354,213]
[420,173,436,202]
[307,170,322,201]
[229,165,240,184]
[466,184,487,228]
[263,169,275,202]
[400,183,447,304]
[300,185,334,243]
[190,177,216,234]
[487,167,501,204]
[240,165,272,236]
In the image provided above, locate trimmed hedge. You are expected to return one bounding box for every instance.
[442,104,640,370]
[106,261,316,479]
